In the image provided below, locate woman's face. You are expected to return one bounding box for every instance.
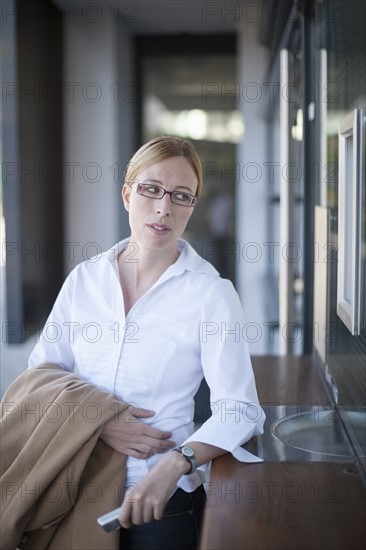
[122,156,198,254]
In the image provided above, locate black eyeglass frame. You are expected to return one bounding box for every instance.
[135,182,198,207]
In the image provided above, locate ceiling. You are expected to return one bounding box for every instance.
[53,0,256,34]
[142,54,237,111]
[52,0,244,112]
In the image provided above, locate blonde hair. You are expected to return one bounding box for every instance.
[125,136,203,197]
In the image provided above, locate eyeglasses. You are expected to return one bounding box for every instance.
[136,182,198,207]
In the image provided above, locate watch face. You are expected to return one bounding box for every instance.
[177,446,196,475]
[182,446,194,457]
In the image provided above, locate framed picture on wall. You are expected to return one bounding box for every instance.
[337,108,363,335]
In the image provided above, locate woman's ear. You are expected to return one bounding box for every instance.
[122,183,130,212]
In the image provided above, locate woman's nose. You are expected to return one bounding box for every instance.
[156,194,171,215]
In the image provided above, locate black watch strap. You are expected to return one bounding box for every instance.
[174,445,197,474]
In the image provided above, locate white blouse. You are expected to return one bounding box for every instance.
[28,238,265,493]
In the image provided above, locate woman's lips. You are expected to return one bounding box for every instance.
[147,223,171,235]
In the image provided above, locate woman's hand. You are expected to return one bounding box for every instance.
[118,450,190,528]
[100,405,176,459]
[118,441,225,528]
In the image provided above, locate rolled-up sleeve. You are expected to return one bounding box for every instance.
[184,279,265,463]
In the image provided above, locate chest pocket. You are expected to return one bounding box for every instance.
[114,314,185,400]
[74,310,116,387]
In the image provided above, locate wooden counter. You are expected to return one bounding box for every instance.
[252,355,330,405]
[200,456,365,550]
[200,356,366,550]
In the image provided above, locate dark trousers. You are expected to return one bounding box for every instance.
[119,485,206,550]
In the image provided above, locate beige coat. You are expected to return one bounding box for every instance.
[0,364,128,550]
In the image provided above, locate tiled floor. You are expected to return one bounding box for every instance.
[1,262,37,398]
[1,214,36,397]
[1,331,36,399]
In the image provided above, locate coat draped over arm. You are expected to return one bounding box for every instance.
[0,364,127,550]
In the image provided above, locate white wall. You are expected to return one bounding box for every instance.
[236,20,271,354]
[63,6,133,272]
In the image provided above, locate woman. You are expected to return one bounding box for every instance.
[29,136,265,549]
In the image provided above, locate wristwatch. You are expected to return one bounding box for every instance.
[174,446,197,474]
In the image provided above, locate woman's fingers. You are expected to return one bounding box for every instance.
[119,488,165,528]
[120,423,176,453]
[119,500,133,528]
[130,406,155,418]
[123,439,175,458]
[100,407,175,457]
